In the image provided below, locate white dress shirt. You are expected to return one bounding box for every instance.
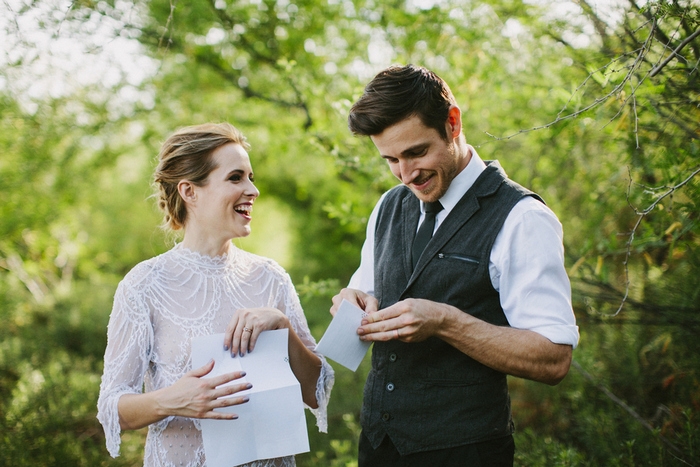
[348,148,580,348]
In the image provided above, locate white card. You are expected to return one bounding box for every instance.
[316,299,372,371]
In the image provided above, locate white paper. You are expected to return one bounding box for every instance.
[316,299,372,371]
[190,329,309,467]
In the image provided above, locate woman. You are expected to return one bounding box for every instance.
[97,123,334,467]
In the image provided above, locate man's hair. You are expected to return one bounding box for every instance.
[153,122,249,231]
[348,64,457,140]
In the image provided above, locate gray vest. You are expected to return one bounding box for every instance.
[362,161,543,455]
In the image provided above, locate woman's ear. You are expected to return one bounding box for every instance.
[177,180,197,205]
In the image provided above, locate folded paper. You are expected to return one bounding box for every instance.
[191,329,309,467]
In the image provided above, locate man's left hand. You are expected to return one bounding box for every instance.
[357,298,448,342]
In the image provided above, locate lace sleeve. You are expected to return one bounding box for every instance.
[275,270,334,433]
[96,278,154,457]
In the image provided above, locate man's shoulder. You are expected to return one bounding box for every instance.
[510,195,560,221]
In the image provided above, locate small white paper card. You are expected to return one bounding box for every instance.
[191,329,309,467]
[316,299,372,371]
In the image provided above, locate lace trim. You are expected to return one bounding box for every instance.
[171,243,238,269]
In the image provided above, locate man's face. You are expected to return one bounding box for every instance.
[371,114,468,203]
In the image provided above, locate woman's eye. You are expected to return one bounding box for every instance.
[229,175,242,182]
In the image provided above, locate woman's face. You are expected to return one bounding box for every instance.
[189,143,260,240]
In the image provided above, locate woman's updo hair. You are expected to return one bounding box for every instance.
[154,122,250,231]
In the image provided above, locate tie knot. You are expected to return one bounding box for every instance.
[424,201,444,214]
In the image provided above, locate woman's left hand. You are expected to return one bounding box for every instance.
[224,307,290,357]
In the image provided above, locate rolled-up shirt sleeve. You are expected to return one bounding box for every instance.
[97,280,153,457]
[490,197,580,348]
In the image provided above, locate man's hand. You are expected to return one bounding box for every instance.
[357,298,448,342]
[330,288,378,316]
[353,297,573,385]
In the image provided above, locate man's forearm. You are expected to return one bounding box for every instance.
[438,303,572,385]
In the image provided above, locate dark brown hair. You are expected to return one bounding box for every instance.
[154,122,249,230]
[348,64,457,139]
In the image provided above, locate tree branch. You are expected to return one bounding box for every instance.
[650,28,700,77]
[607,165,700,317]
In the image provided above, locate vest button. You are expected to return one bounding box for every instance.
[382,412,390,421]
[389,353,397,362]
[386,383,395,391]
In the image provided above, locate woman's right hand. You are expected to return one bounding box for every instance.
[118,360,251,430]
[157,359,251,420]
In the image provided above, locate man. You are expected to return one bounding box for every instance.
[331,65,579,466]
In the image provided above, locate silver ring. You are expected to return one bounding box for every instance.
[395,329,400,339]
[243,327,252,333]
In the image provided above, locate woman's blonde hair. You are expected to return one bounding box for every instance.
[154,122,250,230]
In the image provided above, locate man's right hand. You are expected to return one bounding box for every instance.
[330,288,379,316]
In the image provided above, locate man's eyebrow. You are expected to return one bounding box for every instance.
[380,143,429,160]
[392,143,430,157]
[400,143,429,156]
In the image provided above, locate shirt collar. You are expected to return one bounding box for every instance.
[421,145,486,215]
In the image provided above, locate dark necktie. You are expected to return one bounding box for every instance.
[412,200,444,269]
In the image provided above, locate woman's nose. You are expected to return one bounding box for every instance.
[247,180,260,198]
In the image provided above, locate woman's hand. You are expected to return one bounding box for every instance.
[119,360,250,430]
[223,307,290,357]
[160,360,251,418]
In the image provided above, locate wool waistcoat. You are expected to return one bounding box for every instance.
[362,161,543,455]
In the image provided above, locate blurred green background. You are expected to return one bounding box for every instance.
[1,0,698,465]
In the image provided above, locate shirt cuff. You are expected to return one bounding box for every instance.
[528,324,580,349]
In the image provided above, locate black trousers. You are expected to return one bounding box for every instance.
[358,431,515,467]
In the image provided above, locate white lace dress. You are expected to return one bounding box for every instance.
[97,244,334,467]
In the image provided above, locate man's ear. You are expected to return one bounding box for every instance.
[177,180,197,205]
[446,105,463,139]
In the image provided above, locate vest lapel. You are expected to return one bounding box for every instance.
[402,194,421,283]
[406,163,505,289]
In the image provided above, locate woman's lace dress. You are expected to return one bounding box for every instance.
[97,245,334,467]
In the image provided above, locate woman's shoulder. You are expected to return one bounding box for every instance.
[234,248,289,279]
[118,252,170,290]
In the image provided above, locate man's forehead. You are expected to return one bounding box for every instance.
[372,120,438,154]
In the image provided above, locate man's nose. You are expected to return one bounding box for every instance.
[398,159,417,184]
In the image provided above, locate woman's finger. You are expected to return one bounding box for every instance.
[208,370,247,389]
[247,327,261,354]
[239,324,253,356]
[230,320,245,358]
[188,359,215,378]
[223,315,241,354]
[217,380,252,397]
[217,394,250,409]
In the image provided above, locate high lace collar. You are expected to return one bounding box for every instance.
[170,243,239,269]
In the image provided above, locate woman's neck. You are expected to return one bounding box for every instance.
[180,232,232,257]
